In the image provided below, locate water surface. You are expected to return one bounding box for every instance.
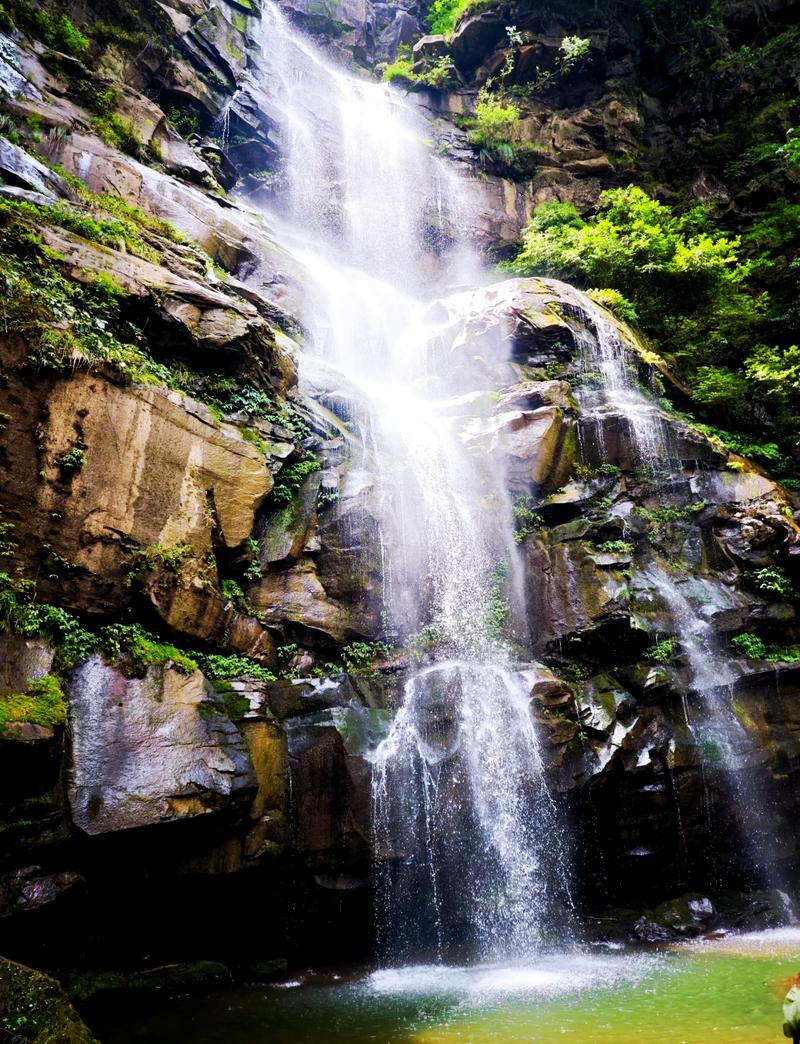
[103,930,800,1044]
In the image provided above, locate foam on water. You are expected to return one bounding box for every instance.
[366,951,665,1003]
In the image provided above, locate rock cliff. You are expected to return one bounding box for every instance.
[0,0,799,1002]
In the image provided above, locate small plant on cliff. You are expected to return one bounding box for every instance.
[55,445,87,476]
[596,540,634,554]
[123,542,191,589]
[341,641,391,674]
[99,623,198,675]
[485,561,511,638]
[746,565,793,598]
[405,624,445,664]
[383,58,415,84]
[730,632,800,663]
[730,632,767,659]
[586,288,638,324]
[271,454,321,504]
[512,498,544,544]
[193,653,276,683]
[645,637,679,663]
[11,1,89,57]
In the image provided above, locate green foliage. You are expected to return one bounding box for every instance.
[0,215,185,384]
[468,89,520,166]
[0,674,66,732]
[55,445,87,475]
[193,653,276,683]
[341,640,391,674]
[271,454,321,504]
[425,0,488,36]
[199,378,309,437]
[91,113,144,157]
[99,623,198,675]
[123,542,191,588]
[586,287,638,324]
[637,501,706,527]
[243,537,262,582]
[0,194,159,262]
[730,632,766,659]
[512,497,543,543]
[220,578,246,608]
[574,462,620,481]
[405,624,445,664]
[485,561,510,637]
[0,568,277,683]
[506,186,800,461]
[596,540,634,554]
[168,105,200,140]
[730,632,800,663]
[383,58,414,83]
[644,637,678,663]
[746,566,793,599]
[11,1,89,56]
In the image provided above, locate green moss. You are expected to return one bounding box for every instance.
[0,957,97,1043]
[0,674,66,732]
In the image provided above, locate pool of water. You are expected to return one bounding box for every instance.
[101,929,800,1044]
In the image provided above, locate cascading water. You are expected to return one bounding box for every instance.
[572,292,784,890]
[251,3,571,963]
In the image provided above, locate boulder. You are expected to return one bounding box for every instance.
[67,659,257,835]
[0,957,98,1044]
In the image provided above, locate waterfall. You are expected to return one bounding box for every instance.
[573,293,783,889]
[251,4,570,963]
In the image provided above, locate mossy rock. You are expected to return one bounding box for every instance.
[0,957,98,1044]
[68,960,233,1015]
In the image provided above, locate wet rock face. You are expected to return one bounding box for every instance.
[67,659,257,835]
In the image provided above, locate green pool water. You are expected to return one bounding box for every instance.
[102,929,800,1044]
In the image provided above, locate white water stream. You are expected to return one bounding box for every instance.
[252,3,570,962]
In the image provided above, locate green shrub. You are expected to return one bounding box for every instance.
[730,632,766,659]
[56,445,87,475]
[587,287,638,324]
[747,566,793,598]
[596,540,634,554]
[512,498,544,543]
[194,653,276,683]
[13,2,89,57]
[504,186,800,465]
[644,637,678,663]
[485,561,510,637]
[271,454,321,504]
[341,641,391,674]
[470,91,520,150]
[123,542,191,588]
[99,623,198,675]
[383,58,415,83]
